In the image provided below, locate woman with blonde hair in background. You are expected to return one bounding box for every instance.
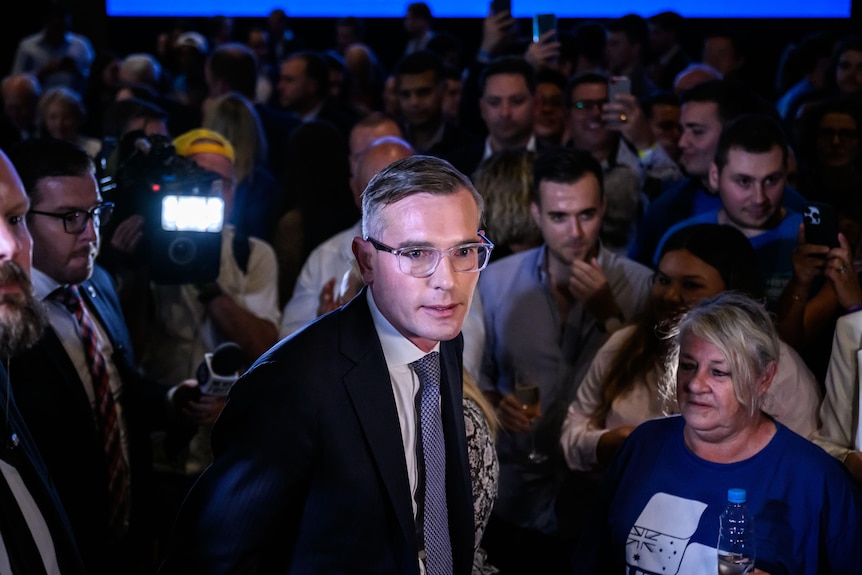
[203,90,282,244]
[472,149,542,262]
[38,85,101,158]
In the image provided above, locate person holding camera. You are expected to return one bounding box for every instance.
[110,128,280,471]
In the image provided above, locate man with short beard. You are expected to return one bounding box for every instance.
[6,137,212,575]
[0,148,87,574]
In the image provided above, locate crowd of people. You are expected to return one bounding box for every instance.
[0,0,860,573]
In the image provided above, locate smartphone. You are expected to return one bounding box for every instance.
[608,76,632,102]
[532,13,556,43]
[803,202,839,248]
[492,0,511,15]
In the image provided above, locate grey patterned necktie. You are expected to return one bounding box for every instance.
[412,351,453,575]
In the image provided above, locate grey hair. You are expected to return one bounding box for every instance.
[660,291,779,417]
[361,155,483,240]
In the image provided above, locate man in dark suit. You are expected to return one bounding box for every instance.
[159,155,492,574]
[276,50,361,142]
[6,137,214,575]
[392,50,481,168]
[0,147,88,574]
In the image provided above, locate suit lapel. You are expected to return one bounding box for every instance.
[439,339,474,573]
[338,293,418,556]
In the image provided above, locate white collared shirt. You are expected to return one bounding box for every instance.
[31,268,130,468]
[366,289,440,573]
[482,133,536,161]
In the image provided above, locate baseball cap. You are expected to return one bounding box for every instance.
[172,128,235,163]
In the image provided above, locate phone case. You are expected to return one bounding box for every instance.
[608,76,631,101]
[803,202,839,248]
[532,14,556,43]
[492,0,510,14]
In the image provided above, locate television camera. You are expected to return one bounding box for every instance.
[100,131,225,285]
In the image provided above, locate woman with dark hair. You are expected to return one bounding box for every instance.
[560,223,820,473]
[795,96,862,233]
[824,34,862,98]
[777,96,862,382]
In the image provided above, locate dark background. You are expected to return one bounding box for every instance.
[2,1,861,100]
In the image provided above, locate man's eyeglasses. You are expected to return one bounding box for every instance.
[29,202,115,234]
[572,99,608,112]
[366,233,495,278]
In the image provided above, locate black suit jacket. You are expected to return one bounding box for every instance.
[9,265,165,575]
[159,289,474,575]
[255,102,301,190]
[0,365,87,574]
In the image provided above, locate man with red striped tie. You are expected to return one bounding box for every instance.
[5,137,213,575]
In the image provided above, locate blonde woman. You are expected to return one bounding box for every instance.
[38,86,101,158]
[203,91,282,243]
[472,149,542,262]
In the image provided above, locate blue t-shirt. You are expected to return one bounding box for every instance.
[629,178,807,268]
[653,210,802,309]
[576,416,862,575]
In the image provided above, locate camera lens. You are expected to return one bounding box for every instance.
[167,237,197,265]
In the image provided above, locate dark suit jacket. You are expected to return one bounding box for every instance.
[159,288,475,575]
[0,364,87,574]
[405,120,483,178]
[255,102,301,193]
[9,265,165,575]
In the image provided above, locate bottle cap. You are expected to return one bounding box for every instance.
[728,488,746,503]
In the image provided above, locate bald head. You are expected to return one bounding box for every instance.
[1,74,41,132]
[353,136,415,208]
[349,114,403,169]
[349,115,404,201]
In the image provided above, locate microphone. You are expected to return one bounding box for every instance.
[196,342,246,396]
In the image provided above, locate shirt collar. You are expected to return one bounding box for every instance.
[366,288,439,367]
[483,133,536,160]
[31,268,63,302]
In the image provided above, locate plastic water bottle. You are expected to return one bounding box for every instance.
[717,488,755,575]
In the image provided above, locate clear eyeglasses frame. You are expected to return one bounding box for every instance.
[29,202,115,235]
[366,232,495,278]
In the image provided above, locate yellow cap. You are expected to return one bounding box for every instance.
[172,128,235,164]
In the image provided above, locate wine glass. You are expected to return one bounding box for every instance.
[514,379,548,464]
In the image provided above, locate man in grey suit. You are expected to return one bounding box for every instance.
[159,155,493,574]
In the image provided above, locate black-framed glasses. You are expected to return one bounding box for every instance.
[29,202,115,234]
[573,98,608,112]
[366,233,495,278]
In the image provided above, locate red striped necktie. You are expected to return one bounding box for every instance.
[52,285,129,537]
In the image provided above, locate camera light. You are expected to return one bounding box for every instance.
[161,195,224,232]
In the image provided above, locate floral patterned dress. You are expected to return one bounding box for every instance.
[463,397,500,575]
